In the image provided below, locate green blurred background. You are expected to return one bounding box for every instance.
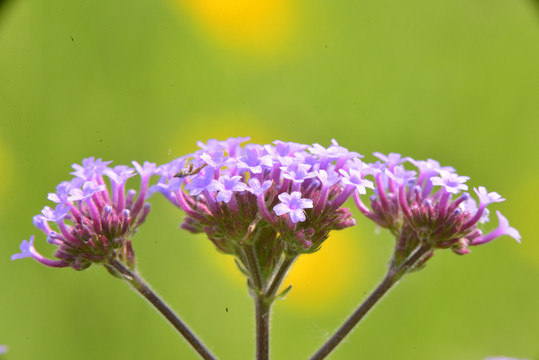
[0,0,538,359]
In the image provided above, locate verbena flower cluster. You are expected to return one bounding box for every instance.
[151,138,370,259]
[10,139,523,360]
[12,158,156,271]
[354,153,521,268]
[13,141,520,275]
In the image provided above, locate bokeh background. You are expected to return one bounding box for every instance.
[0,0,538,359]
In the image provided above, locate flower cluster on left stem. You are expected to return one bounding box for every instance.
[12,157,156,273]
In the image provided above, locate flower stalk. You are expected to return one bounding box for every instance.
[107,260,217,360]
[310,245,431,360]
[254,294,271,360]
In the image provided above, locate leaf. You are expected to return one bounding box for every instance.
[277,284,293,299]
[234,258,249,276]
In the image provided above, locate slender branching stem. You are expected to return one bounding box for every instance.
[243,245,264,291]
[251,255,296,360]
[310,246,430,360]
[108,260,217,360]
[240,245,271,360]
[265,256,296,298]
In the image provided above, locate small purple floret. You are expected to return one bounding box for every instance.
[209,175,248,203]
[471,211,521,245]
[339,169,374,194]
[11,236,35,261]
[246,178,273,197]
[184,169,214,196]
[68,181,107,202]
[474,186,505,205]
[430,170,469,194]
[273,192,313,223]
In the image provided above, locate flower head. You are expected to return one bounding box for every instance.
[13,158,155,271]
[152,138,366,260]
[354,154,520,268]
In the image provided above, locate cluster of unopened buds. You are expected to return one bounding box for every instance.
[11,138,521,360]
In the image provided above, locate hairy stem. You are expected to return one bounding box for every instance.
[243,245,264,291]
[255,295,271,360]
[108,260,216,360]
[265,256,296,298]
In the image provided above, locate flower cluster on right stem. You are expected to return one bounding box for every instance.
[353,153,521,270]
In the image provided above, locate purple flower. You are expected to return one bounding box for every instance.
[308,139,359,162]
[68,181,107,202]
[153,138,363,259]
[246,178,273,197]
[219,136,250,157]
[13,158,155,271]
[47,181,76,204]
[237,147,273,174]
[273,192,313,223]
[200,150,228,168]
[71,157,111,180]
[11,236,36,261]
[184,168,214,196]
[0,345,8,355]
[339,169,374,195]
[41,204,71,222]
[104,165,135,185]
[384,165,416,185]
[474,186,505,205]
[316,169,341,187]
[11,236,67,267]
[373,152,405,169]
[267,140,308,157]
[209,175,248,203]
[471,211,521,245]
[353,154,520,268]
[412,158,454,174]
[281,163,316,183]
[133,161,157,179]
[430,170,469,194]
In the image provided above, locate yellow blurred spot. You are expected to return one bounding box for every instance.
[280,229,365,310]
[200,228,367,312]
[176,0,294,56]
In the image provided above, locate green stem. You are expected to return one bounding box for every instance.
[108,260,217,360]
[265,256,296,298]
[240,245,270,360]
[242,245,264,291]
[310,246,430,360]
[255,295,271,360]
